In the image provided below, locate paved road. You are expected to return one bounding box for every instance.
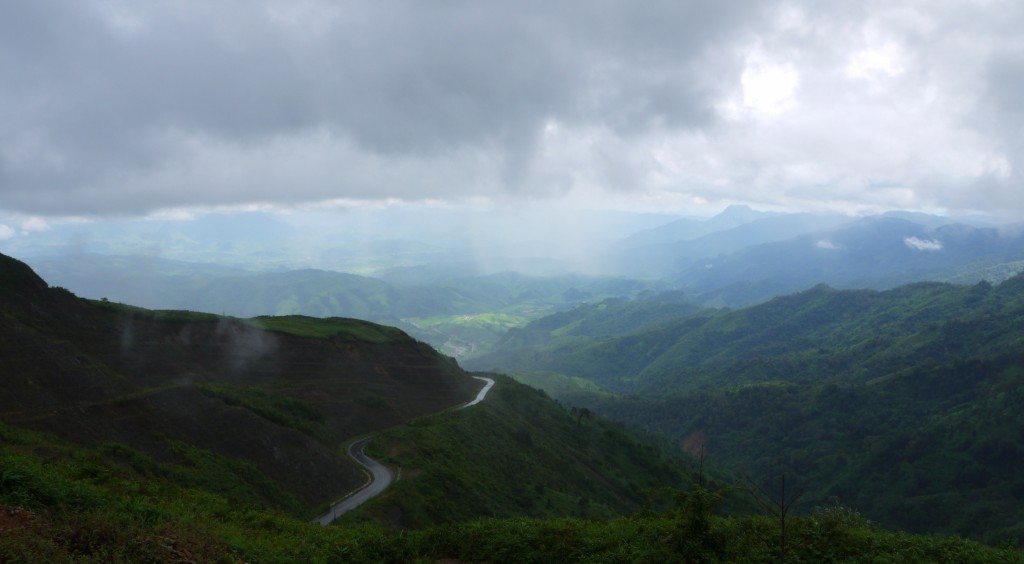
[314,437,393,525]
[459,376,495,409]
[315,376,495,525]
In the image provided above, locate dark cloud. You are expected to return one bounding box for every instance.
[966,50,1024,214]
[0,0,769,215]
[988,56,1024,117]
[0,1,1021,217]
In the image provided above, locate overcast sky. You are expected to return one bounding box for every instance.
[1,0,1022,222]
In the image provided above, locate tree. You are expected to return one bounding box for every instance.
[744,473,805,563]
[570,406,591,426]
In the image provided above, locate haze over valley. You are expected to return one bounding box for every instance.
[2,0,1024,560]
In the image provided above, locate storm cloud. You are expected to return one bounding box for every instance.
[1,0,1021,217]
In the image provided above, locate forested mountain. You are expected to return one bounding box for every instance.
[0,252,733,559]
[21,210,1024,369]
[340,375,690,529]
[8,249,695,532]
[25,253,473,319]
[468,274,1024,543]
[7,206,1024,554]
[472,274,1024,393]
[590,351,1024,543]
[26,253,656,357]
[0,252,480,510]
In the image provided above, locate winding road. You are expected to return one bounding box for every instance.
[314,437,393,525]
[459,375,495,409]
[314,375,495,525]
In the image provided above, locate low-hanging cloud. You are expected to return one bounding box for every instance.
[904,236,943,251]
[1,0,1022,217]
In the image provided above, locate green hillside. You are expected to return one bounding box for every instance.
[468,274,1024,543]
[29,253,659,358]
[341,375,688,528]
[0,252,478,514]
[472,277,1024,394]
[3,251,1023,559]
[1,420,1018,562]
[590,350,1024,544]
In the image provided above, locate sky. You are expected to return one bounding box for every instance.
[1,0,1023,236]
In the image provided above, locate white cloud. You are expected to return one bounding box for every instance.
[20,217,49,232]
[904,236,943,251]
[846,43,907,80]
[0,224,15,240]
[0,1,1022,218]
[741,58,799,117]
[816,239,838,249]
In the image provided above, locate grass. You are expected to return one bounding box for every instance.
[196,383,330,443]
[507,370,611,399]
[249,315,408,342]
[1,415,1021,562]
[411,312,528,330]
[340,375,689,529]
[86,300,410,345]
[87,299,222,322]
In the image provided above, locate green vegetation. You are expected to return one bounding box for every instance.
[470,275,1024,544]
[0,251,480,513]
[2,416,1019,562]
[87,299,223,323]
[505,370,610,398]
[474,279,1024,394]
[0,421,385,562]
[0,253,46,295]
[0,423,304,520]
[342,375,687,528]
[354,394,391,410]
[409,512,1021,563]
[33,253,662,356]
[249,314,408,342]
[196,383,330,442]
[595,352,1024,545]
[4,252,1024,558]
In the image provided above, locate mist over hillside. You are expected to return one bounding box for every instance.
[6,140,1024,562]
[2,206,676,276]
[10,203,1020,377]
[4,1,1024,558]
[7,204,1017,281]
[12,206,1024,360]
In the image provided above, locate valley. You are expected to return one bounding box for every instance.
[5,3,1024,559]
[468,276,1024,544]
[3,204,1024,560]
[0,253,704,560]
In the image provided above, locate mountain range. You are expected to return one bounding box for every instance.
[4,204,1024,557]
[467,273,1024,543]
[0,251,724,560]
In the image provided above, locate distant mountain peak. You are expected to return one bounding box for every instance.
[714,204,770,222]
[719,203,755,214]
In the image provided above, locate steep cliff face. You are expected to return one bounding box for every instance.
[0,252,478,509]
